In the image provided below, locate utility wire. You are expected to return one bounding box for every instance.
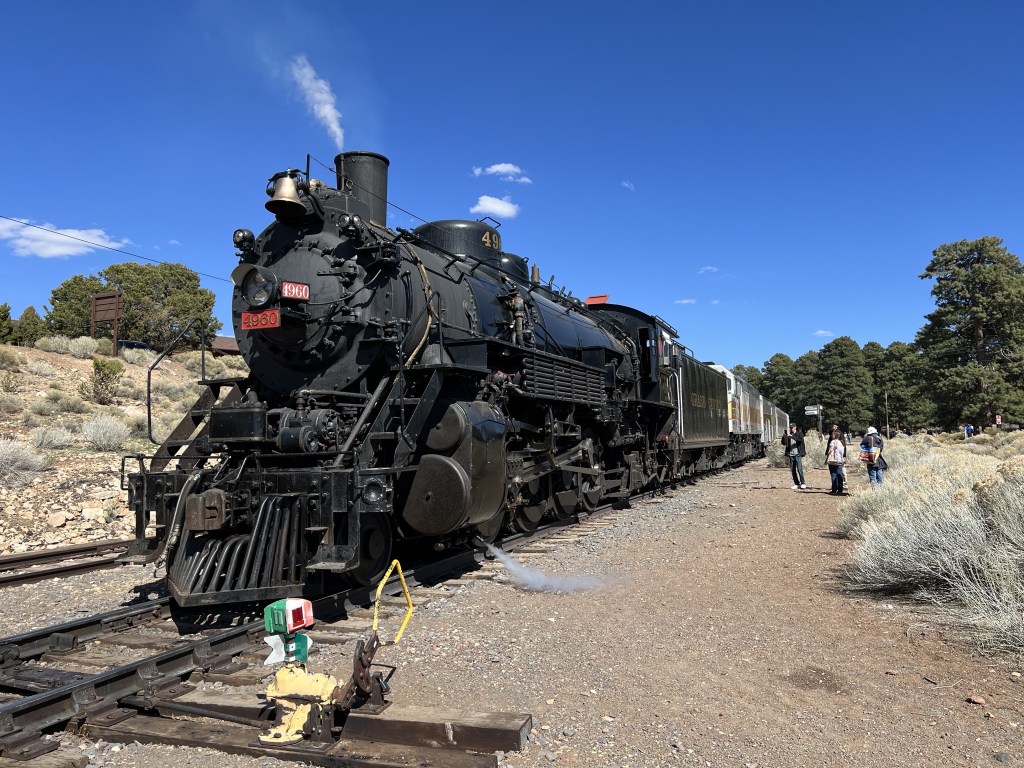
[0,215,233,284]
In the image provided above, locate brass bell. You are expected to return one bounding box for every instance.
[265,173,306,218]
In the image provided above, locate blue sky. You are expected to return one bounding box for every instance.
[2,1,1022,369]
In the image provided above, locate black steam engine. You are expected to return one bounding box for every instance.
[125,151,775,607]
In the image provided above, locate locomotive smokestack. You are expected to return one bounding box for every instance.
[335,151,389,226]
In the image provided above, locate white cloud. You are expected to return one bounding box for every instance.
[169,239,181,246]
[472,163,532,184]
[813,329,835,337]
[289,55,344,150]
[621,180,635,192]
[470,195,520,219]
[0,218,129,259]
[710,299,720,305]
[698,266,718,274]
[674,298,697,305]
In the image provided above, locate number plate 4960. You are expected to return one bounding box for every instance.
[241,309,281,330]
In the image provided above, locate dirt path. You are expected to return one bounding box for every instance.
[374,460,1024,767]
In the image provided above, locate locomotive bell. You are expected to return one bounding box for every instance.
[265,172,306,218]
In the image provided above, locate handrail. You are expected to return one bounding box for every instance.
[146,319,201,445]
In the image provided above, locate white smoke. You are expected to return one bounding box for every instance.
[289,55,344,150]
[485,545,606,592]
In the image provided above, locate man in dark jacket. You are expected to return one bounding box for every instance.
[781,422,806,489]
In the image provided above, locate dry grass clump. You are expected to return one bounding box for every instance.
[26,360,56,377]
[30,426,75,450]
[35,336,72,354]
[219,355,249,376]
[0,395,22,414]
[67,336,99,359]
[0,348,22,370]
[45,390,90,414]
[120,348,156,366]
[842,436,1024,654]
[0,439,46,486]
[81,415,130,451]
[175,351,227,378]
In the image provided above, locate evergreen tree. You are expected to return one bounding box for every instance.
[44,263,221,349]
[760,353,797,416]
[816,337,873,431]
[860,341,886,424]
[876,341,935,432]
[13,306,44,346]
[791,351,822,429]
[99,262,221,349]
[45,274,105,337]
[731,364,764,391]
[0,303,13,343]
[916,237,1024,428]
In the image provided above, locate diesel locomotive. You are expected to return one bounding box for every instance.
[124,151,787,607]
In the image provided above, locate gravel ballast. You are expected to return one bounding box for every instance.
[7,460,1024,767]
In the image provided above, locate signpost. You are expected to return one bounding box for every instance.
[803,404,823,435]
[90,291,124,354]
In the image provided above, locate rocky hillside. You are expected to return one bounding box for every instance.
[0,341,247,552]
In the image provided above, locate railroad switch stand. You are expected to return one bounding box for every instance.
[258,573,408,747]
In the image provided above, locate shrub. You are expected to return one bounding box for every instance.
[68,336,99,359]
[30,426,75,449]
[0,371,18,394]
[116,380,146,400]
[0,439,46,486]
[842,439,1024,655]
[120,348,156,366]
[79,357,125,405]
[0,348,21,370]
[26,360,55,377]
[126,413,148,438]
[219,355,249,376]
[94,338,113,356]
[35,336,72,354]
[0,395,22,414]
[30,400,58,417]
[81,415,130,451]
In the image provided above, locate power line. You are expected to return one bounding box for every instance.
[0,215,233,284]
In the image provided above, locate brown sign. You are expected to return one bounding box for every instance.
[91,291,124,322]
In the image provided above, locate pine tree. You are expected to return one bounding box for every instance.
[14,306,44,346]
[916,237,1024,428]
[0,304,13,343]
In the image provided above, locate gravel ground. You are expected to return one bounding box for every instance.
[8,460,1024,767]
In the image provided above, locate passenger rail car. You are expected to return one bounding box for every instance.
[124,151,788,607]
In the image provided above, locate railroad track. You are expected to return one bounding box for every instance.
[0,507,639,766]
[0,539,132,588]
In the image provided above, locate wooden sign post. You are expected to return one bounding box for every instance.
[90,291,124,354]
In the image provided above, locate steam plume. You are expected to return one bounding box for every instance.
[289,55,344,150]
[485,545,605,592]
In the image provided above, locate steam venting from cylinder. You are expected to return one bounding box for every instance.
[335,151,389,225]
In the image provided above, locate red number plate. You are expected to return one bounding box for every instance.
[281,281,310,300]
[241,309,281,330]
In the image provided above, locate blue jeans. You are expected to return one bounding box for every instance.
[789,455,805,485]
[828,464,845,493]
[868,466,884,486]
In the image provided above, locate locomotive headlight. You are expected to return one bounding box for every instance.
[230,264,279,308]
[232,228,255,251]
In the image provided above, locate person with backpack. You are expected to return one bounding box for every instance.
[826,429,846,495]
[781,423,806,489]
[859,426,888,487]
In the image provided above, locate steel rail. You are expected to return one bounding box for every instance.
[0,540,132,572]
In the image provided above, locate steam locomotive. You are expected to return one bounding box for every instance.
[124,151,788,607]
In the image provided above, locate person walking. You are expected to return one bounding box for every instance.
[782,422,806,489]
[859,426,888,487]
[826,429,846,495]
